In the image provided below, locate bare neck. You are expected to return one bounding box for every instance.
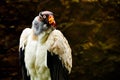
[32,28,54,44]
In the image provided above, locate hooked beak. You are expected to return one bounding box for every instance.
[48,15,56,28]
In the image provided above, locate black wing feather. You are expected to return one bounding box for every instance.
[47,51,69,80]
[19,48,30,80]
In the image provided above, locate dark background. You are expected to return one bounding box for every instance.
[0,0,120,80]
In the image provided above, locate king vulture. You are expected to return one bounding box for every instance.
[19,11,72,80]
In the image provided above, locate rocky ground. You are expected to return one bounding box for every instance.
[0,0,120,80]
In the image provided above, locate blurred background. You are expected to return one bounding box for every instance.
[0,0,120,80]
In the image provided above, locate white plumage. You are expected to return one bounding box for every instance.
[25,30,51,80]
[46,29,72,73]
[19,11,72,80]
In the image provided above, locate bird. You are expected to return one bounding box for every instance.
[19,11,72,80]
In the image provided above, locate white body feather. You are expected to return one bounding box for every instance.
[46,30,72,73]
[19,28,72,80]
[25,31,51,80]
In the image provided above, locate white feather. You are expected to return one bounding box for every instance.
[25,31,51,80]
[46,30,72,73]
[19,28,32,51]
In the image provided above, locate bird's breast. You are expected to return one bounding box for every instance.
[35,44,48,67]
[25,35,38,71]
[25,34,50,79]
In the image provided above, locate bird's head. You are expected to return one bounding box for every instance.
[39,11,56,28]
[32,11,56,35]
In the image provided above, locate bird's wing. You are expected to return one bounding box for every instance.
[47,29,72,73]
[19,28,32,51]
[19,28,32,80]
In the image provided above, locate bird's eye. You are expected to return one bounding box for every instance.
[43,15,46,19]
